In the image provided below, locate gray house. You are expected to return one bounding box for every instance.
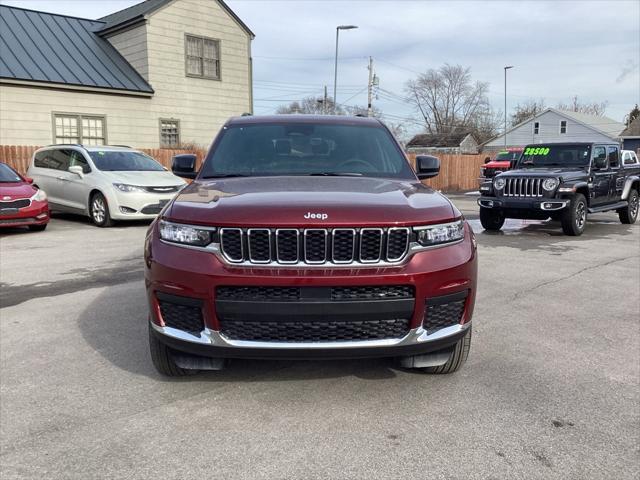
[484,108,625,150]
[0,0,254,149]
[406,132,479,154]
[620,117,640,153]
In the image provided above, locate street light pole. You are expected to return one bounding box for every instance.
[504,65,513,148]
[333,25,358,114]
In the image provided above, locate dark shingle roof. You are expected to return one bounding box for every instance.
[407,132,474,148]
[620,116,640,137]
[0,5,153,94]
[98,0,255,38]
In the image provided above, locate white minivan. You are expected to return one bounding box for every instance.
[27,145,186,227]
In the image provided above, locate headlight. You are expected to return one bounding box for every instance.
[493,177,506,190]
[542,178,559,191]
[159,220,213,247]
[30,189,47,202]
[414,220,465,247]
[113,183,146,193]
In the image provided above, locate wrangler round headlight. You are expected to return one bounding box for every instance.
[542,178,559,191]
[493,177,506,190]
[159,220,213,247]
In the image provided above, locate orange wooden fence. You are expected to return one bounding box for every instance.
[1,146,483,192]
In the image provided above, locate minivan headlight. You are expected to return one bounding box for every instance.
[30,189,47,202]
[113,183,146,193]
[542,178,559,191]
[414,220,465,247]
[159,220,213,247]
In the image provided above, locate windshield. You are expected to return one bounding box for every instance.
[517,145,591,168]
[88,151,165,172]
[0,163,22,183]
[495,151,520,161]
[200,123,415,179]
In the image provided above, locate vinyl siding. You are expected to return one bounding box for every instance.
[486,111,616,147]
[105,23,149,81]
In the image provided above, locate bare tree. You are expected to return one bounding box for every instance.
[556,95,608,116]
[276,96,344,115]
[405,64,493,135]
[511,99,547,126]
[624,104,639,126]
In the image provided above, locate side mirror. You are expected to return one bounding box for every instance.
[594,155,607,169]
[172,154,198,179]
[24,177,34,184]
[415,155,440,179]
[68,165,84,178]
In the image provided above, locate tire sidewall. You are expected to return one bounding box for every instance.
[628,190,639,223]
[90,192,111,227]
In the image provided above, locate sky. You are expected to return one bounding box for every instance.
[2,0,639,136]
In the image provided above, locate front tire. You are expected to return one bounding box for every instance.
[148,324,197,377]
[561,193,587,236]
[90,192,113,227]
[619,189,638,224]
[422,326,472,374]
[480,207,505,231]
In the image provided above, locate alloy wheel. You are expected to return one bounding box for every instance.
[575,201,586,229]
[631,193,639,220]
[92,197,106,224]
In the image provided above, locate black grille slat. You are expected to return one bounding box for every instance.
[216,286,301,301]
[332,229,355,263]
[305,229,327,263]
[276,229,298,263]
[423,296,467,333]
[360,229,383,262]
[220,228,243,262]
[387,229,409,261]
[220,318,410,342]
[331,286,414,301]
[0,199,30,210]
[248,229,271,263]
[159,301,204,334]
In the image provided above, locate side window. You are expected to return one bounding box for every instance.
[69,151,91,173]
[50,150,72,171]
[560,120,567,134]
[607,147,619,168]
[592,146,607,168]
[34,151,53,169]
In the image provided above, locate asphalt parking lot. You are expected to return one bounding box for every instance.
[1,194,638,480]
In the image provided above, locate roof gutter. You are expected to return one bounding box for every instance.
[0,78,154,97]
[96,15,147,37]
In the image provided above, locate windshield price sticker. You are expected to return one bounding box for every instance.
[524,147,550,156]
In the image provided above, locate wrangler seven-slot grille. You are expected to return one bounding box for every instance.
[219,227,410,265]
[502,177,544,197]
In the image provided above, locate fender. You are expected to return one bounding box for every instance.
[559,181,588,193]
[621,176,640,200]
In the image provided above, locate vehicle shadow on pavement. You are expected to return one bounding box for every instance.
[50,212,153,228]
[77,282,401,383]
[469,218,635,255]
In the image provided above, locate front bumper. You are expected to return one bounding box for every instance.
[145,222,477,359]
[478,196,569,211]
[0,200,49,228]
[108,190,179,220]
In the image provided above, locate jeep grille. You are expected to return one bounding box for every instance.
[219,227,410,266]
[502,177,543,197]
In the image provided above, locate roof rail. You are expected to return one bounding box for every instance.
[45,143,85,148]
[241,112,252,116]
[108,145,132,148]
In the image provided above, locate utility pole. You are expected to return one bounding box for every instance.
[333,25,358,114]
[323,85,328,115]
[367,57,374,117]
[504,65,513,148]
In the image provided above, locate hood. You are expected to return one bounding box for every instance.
[99,170,185,187]
[499,167,587,182]
[0,182,36,200]
[167,176,457,227]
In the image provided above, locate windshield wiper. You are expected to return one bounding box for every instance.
[308,172,363,177]
[201,174,249,179]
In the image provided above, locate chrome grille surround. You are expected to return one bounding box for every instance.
[502,177,543,198]
[218,226,412,267]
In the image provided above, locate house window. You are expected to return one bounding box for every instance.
[160,119,180,148]
[560,120,567,134]
[534,122,539,135]
[185,34,220,79]
[54,114,106,145]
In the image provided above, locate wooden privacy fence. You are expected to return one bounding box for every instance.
[0,146,483,192]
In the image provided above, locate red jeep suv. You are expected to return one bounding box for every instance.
[144,115,477,376]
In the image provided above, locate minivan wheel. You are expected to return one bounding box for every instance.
[422,326,472,374]
[619,189,638,224]
[561,193,587,236]
[90,192,113,227]
[479,207,505,231]
[148,324,197,377]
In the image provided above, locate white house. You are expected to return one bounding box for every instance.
[484,108,625,150]
[0,0,254,149]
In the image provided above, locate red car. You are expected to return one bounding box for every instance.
[145,115,477,376]
[480,148,524,180]
[0,162,49,231]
